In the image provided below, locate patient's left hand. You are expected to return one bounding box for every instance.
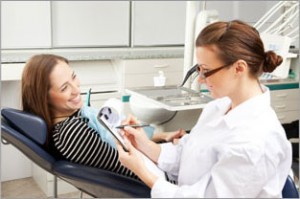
[152,128,186,143]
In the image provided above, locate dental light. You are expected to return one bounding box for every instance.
[254,1,299,79]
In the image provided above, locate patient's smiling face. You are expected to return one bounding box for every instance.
[48,61,83,118]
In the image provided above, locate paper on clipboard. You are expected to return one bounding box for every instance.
[97,115,129,152]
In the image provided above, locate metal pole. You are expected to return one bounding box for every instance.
[183,1,200,89]
[53,175,58,198]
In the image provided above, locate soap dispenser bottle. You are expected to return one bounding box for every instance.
[153,70,166,87]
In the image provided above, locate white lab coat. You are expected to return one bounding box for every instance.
[151,86,292,198]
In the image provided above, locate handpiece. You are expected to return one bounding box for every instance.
[179,64,199,87]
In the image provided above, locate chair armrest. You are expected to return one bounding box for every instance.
[289,138,299,144]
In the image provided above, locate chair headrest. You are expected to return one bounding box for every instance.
[1,108,47,145]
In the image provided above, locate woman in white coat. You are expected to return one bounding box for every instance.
[117,20,292,198]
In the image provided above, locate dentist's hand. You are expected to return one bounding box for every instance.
[117,138,144,175]
[121,114,139,126]
[122,126,161,164]
[121,126,150,151]
[117,139,158,188]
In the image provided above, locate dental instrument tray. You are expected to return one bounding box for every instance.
[125,86,212,111]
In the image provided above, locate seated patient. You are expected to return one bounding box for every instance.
[21,54,183,179]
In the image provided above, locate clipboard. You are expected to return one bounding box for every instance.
[97,115,129,152]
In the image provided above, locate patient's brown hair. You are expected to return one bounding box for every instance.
[21,54,69,144]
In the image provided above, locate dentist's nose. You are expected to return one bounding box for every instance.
[198,76,206,84]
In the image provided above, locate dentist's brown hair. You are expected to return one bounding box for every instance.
[196,20,283,77]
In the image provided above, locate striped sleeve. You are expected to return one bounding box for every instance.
[52,118,138,179]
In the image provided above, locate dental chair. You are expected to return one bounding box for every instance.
[1,107,150,198]
[2,108,299,198]
[282,174,299,198]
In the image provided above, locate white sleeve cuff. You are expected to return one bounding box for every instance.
[151,178,178,198]
[157,142,181,172]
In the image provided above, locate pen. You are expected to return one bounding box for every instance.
[115,124,150,129]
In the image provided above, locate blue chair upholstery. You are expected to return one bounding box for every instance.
[1,108,150,198]
[282,175,299,198]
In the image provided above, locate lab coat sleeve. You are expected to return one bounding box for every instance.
[152,143,288,198]
[206,144,288,198]
[151,172,211,198]
[157,134,189,176]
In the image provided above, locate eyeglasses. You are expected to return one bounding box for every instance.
[196,63,232,79]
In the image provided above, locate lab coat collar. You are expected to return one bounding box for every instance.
[224,85,270,129]
[208,85,270,129]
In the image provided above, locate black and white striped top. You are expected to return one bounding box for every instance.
[50,110,138,179]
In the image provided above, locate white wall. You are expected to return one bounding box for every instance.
[1,81,32,181]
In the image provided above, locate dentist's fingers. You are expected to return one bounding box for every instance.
[122,126,150,151]
[117,138,137,163]
[123,136,133,148]
[117,142,132,168]
[121,115,131,125]
[123,126,139,137]
[117,143,127,155]
[122,114,139,125]
[117,138,131,155]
